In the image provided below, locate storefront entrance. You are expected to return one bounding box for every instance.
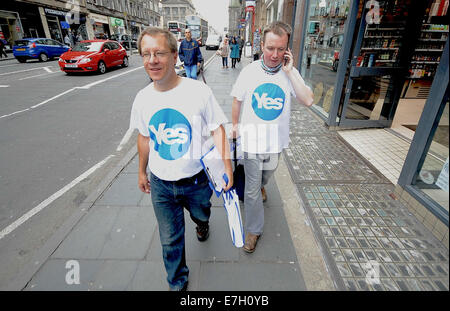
[301,0,448,130]
[337,0,427,128]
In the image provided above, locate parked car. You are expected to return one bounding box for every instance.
[13,38,69,63]
[58,40,128,74]
[110,34,137,50]
[205,35,221,50]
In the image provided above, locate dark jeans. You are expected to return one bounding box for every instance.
[0,47,7,58]
[231,58,237,68]
[150,170,213,290]
[222,57,228,67]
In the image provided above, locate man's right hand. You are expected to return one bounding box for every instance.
[138,172,150,194]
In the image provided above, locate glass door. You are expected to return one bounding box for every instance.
[338,0,428,128]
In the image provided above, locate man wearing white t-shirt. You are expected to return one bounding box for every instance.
[130,27,233,291]
[231,21,314,253]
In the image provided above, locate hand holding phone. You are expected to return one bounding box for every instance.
[282,48,293,71]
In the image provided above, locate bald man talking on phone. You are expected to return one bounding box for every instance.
[230,21,314,253]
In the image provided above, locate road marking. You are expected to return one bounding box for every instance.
[43,66,53,73]
[0,88,75,119]
[30,87,76,109]
[0,64,19,68]
[0,155,115,240]
[75,66,144,89]
[18,71,59,81]
[0,85,10,87]
[0,66,145,120]
[0,66,53,76]
[117,128,134,151]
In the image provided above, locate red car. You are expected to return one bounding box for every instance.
[58,40,128,74]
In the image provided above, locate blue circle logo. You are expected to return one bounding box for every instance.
[251,83,285,121]
[148,109,192,161]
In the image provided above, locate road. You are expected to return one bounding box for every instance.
[0,46,216,287]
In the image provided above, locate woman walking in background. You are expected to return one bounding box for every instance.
[230,37,240,68]
[217,38,229,69]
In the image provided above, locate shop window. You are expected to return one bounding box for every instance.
[414,98,449,212]
[301,0,351,119]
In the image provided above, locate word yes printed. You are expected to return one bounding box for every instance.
[253,92,283,110]
[149,123,189,145]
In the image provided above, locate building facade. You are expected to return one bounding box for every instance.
[229,0,245,38]
[0,0,161,45]
[160,0,195,30]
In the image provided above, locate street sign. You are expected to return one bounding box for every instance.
[245,6,255,13]
[246,1,256,7]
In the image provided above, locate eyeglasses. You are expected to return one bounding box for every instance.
[141,51,171,60]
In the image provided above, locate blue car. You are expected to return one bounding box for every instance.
[13,38,70,63]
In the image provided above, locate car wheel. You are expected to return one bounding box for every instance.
[98,61,106,74]
[17,57,27,63]
[39,53,48,62]
[122,56,129,67]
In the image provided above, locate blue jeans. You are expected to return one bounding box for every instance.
[185,64,197,79]
[150,170,212,290]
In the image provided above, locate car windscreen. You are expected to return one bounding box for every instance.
[72,42,103,52]
[15,40,31,47]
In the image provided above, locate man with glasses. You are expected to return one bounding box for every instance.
[178,28,203,80]
[130,27,233,291]
[231,21,314,253]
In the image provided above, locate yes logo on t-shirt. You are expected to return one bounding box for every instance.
[251,83,285,121]
[148,108,192,161]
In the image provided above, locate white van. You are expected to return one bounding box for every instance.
[205,35,221,50]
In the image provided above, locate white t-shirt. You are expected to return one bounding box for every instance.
[130,78,228,181]
[231,60,305,154]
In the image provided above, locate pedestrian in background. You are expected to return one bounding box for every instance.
[237,36,244,62]
[230,37,240,69]
[64,33,72,47]
[230,21,314,253]
[130,27,233,291]
[0,38,7,58]
[253,35,261,61]
[178,28,203,80]
[217,37,229,69]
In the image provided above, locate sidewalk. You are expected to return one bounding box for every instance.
[10,55,308,291]
[7,55,448,291]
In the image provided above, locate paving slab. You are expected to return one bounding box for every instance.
[284,135,388,184]
[96,173,144,206]
[52,205,157,260]
[197,262,305,291]
[296,182,449,291]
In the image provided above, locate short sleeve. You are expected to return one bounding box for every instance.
[203,86,228,132]
[129,91,149,137]
[230,67,247,101]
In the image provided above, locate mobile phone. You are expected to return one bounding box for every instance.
[284,48,290,65]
